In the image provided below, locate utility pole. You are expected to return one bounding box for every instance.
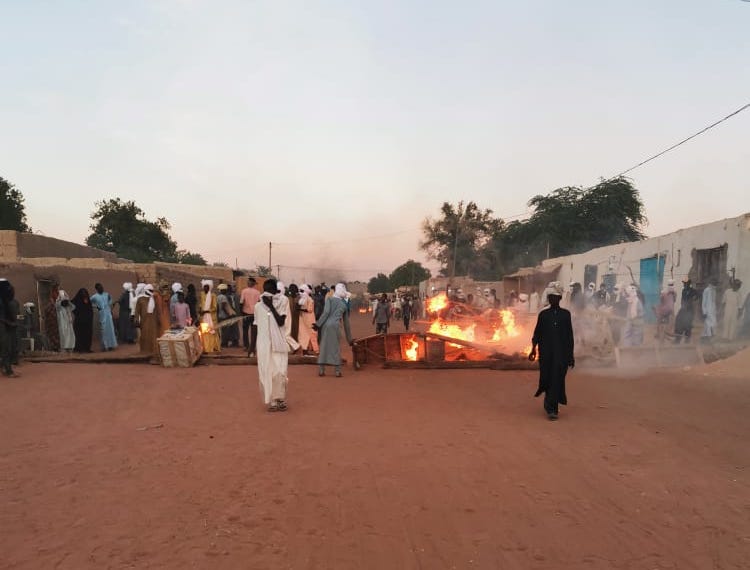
[276,264,280,280]
[450,211,464,291]
[268,242,272,269]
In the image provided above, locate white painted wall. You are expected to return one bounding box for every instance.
[540,213,750,312]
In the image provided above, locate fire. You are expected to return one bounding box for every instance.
[426,293,449,314]
[200,322,212,334]
[429,319,476,342]
[424,306,531,358]
[404,335,419,361]
[358,307,368,314]
[491,309,521,341]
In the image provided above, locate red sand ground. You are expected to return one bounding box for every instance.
[1,314,749,569]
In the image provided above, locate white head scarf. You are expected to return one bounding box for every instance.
[172,282,182,293]
[334,283,347,299]
[298,283,312,306]
[626,285,639,319]
[277,281,285,293]
[123,282,133,292]
[145,284,155,314]
[132,282,145,312]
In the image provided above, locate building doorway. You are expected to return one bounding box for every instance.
[640,256,666,323]
[36,279,55,350]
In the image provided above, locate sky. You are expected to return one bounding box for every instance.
[1,0,749,284]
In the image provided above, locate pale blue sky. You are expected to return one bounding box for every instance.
[2,0,748,283]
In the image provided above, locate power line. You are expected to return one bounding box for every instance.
[503,102,750,225]
[203,103,750,259]
[615,102,750,178]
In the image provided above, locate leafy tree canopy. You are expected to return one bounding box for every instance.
[367,273,391,295]
[86,198,206,264]
[0,177,32,232]
[420,177,647,279]
[524,176,647,259]
[389,260,431,289]
[420,201,502,278]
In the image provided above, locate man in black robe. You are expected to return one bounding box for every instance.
[528,285,575,421]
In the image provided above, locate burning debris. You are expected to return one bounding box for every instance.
[352,295,535,370]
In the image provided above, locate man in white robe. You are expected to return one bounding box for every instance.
[276,282,300,353]
[720,280,742,341]
[56,290,76,352]
[701,280,718,341]
[255,278,290,412]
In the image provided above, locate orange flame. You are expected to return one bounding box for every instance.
[491,309,521,341]
[200,322,212,334]
[426,293,448,314]
[404,336,419,361]
[428,319,476,342]
[358,307,368,314]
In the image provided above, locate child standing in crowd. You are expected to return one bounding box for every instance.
[172,291,191,328]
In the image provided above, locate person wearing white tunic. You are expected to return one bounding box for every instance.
[297,284,319,355]
[529,291,540,314]
[621,285,644,346]
[276,282,300,354]
[56,290,76,352]
[255,278,290,412]
[701,280,718,341]
[720,280,742,341]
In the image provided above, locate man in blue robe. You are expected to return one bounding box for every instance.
[90,283,118,351]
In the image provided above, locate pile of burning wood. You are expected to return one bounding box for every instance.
[352,293,536,370]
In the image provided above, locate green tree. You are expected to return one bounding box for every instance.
[388,260,431,289]
[522,176,646,259]
[86,198,179,262]
[367,273,391,294]
[0,177,32,232]
[420,201,503,278]
[480,176,647,276]
[255,265,275,277]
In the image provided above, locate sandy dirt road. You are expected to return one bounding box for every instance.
[1,314,749,569]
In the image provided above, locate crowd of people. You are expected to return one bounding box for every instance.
[528,276,749,348]
[252,278,353,412]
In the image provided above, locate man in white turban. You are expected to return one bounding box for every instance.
[701,279,718,342]
[621,285,644,347]
[297,284,319,355]
[117,282,136,344]
[255,278,291,411]
[199,280,221,353]
[315,283,353,377]
[56,290,76,352]
[134,284,161,356]
[170,283,183,315]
